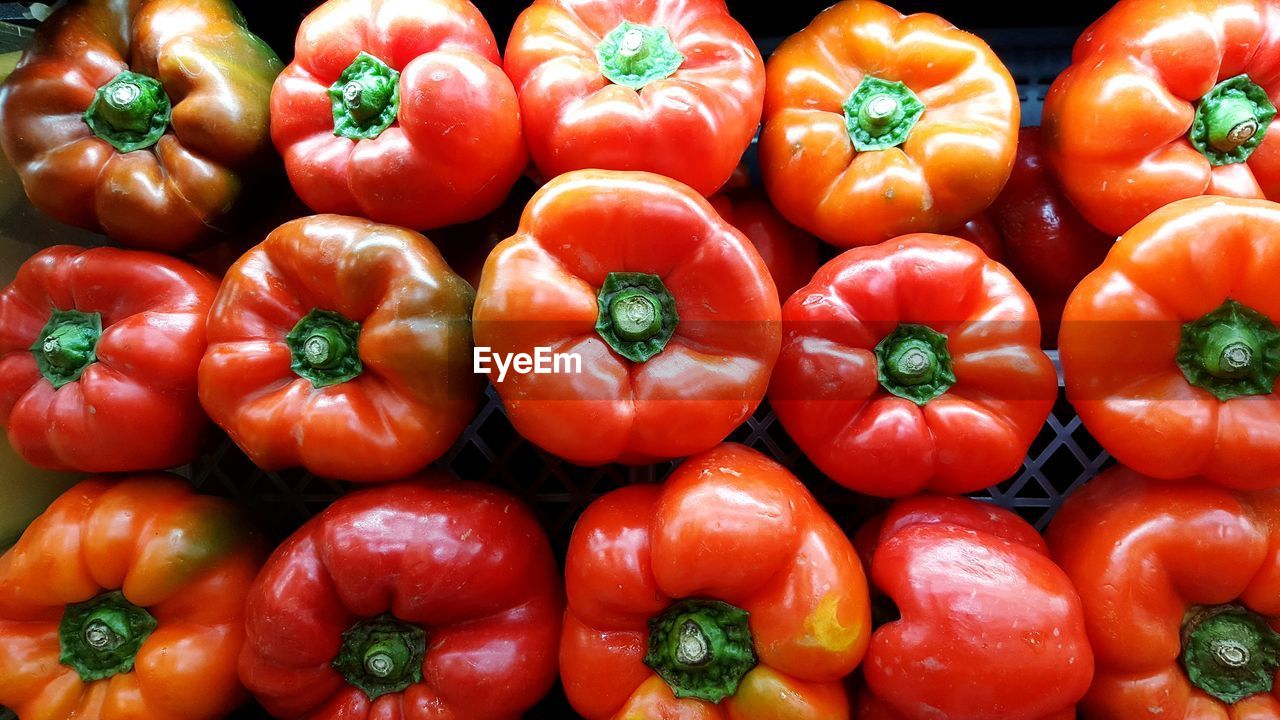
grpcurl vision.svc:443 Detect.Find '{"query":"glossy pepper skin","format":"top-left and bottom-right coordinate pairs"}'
top-left (947, 214), bottom-right (1005, 264)
top-left (0, 245), bottom-right (218, 472)
top-left (1060, 196), bottom-right (1280, 488)
top-left (1048, 467), bottom-right (1280, 718)
top-left (199, 214), bottom-right (480, 483)
top-left (270, 0), bottom-right (526, 230)
top-left (504, 0), bottom-right (764, 197)
top-left (709, 187), bottom-right (820, 302)
top-left (1042, 0), bottom-right (1280, 236)
top-left (0, 0), bottom-right (281, 252)
top-left (989, 127), bottom-right (1113, 347)
top-left (0, 475), bottom-right (263, 720)
top-left (760, 0), bottom-right (1019, 248)
top-left (561, 443), bottom-right (870, 719)
top-left (239, 476), bottom-right (562, 720)
top-left (473, 169), bottom-right (780, 466)
top-left (770, 234), bottom-right (1056, 497)
top-left (854, 495), bottom-right (1094, 720)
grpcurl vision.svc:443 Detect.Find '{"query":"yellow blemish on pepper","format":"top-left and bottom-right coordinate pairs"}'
top-left (803, 592), bottom-right (861, 652)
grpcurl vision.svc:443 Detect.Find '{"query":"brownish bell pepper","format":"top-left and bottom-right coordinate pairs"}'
top-left (0, 0), bottom-right (282, 252)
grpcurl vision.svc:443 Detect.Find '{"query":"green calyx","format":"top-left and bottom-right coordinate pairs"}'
top-left (1182, 604), bottom-right (1280, 704)
top-left (595, 21), bottom-right (684, 90)
top-left (32, 309), bottom-right (101, 389)
top-left (595, 272), bottom-right (678, 363)
top-left (875, 324), bottom-right (955, 405)
top-left (644, 599), bottom-right (757, 704)
top-left (83, 71), bottom-right (172, 153)
top-left (1190, 75), bottom-right (1276, 166)
top-left (59, 591), bottom-right (158, 682)
top-left (286, 309), bottom-right (363, 388)
top-left (843, 76), bottom-right (925, 152)
top-left (331, 52), bottom-right (401, 140)
top-left (1177, 299), bottom-right (1280, 401)
top-left (332, 615), bottom-right (427, 700)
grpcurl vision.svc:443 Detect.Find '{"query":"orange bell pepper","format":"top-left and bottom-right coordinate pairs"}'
top-left (1060, 196), bottom-right (1280, 488)
top-left (0, 476), bottom-right (262, 720)
top-left (198, 214), bottom-right (481, 483)
top-left (760, 0), bottom-right (1019, 247)
top-left (1042, 0), bottom-right (1280, 236)
top-left (1048, 466), bottom-right (1280, 717)
top-left (472, 170), bottom-right (780, 466)
top-left (560, 443), bottom-right (870, 719)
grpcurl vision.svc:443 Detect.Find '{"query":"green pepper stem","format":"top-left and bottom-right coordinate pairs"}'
top-left (1200, 325), bottom-right (1257, 380)
top-left (1190, 75), bottom-right (1277, 166)
top-left (31, 309), bottom-right (101, 389)
top-left (1177, 299), bottom-right (1280, 401)
top-left (300, 327), bottom-right (351, 369)
top-left (333, 615), bottom-right (426, 700)
top-left (83, 72), bottom-right (172, 153)
top-left (675, 619), bottom-right (712, 665)
top-left (595, 272), bottom-right (679, 363)
top-left (886, 345), bottom-right (935, 386)
top-left (609, 292), bottom-right (662, 342)
top-left (615, 28), bottom-right (649, 71)
top-left (875, 324), bottom-right (955, 405)
top-left (342, 74), bottom-right (395, 124)
top-left (1182, 604), bottom-right (1280, 704)
top-left (286, 309), bottom-right (363, 388)
top-left (1208, 95), bottom-right (1262, 152)
top-left (645, 599), bottom-right (757, 704)
top-left (595, 21), bottom-right (684, 90)
top-left (58, 592), bottom-right (157, 682)
top-left (844, 76), bottom-right (925, 152)
top-left (330, 52), bottom-right (401, 140)
top-left (362, 636), bottom-right (411, 679)
top-left (82, 607), bottom-right (132, 652)
top-left (859, 94), bottom-right (903, 133)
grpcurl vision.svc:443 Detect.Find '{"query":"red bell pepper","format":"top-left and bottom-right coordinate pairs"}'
top-left (988, 127), bottom-right (1112, 346)
top-left (199, 214), bottom-right (481, 483)
top-left (855, 495), bottom-right (1093, 720)
top-left (239, 476), bottom-right (562, 719)
top-left (0, 246), bottom-right (217, 472)
top-left (1048, 466), bottom-right (1280, 717)
top-left (504, 0), bottom-right (765, 196)
top-left (561, 443), bottom-right (870, 719)
top-left (0, 475), bottom-right (263, 720)
top-left (770, 234), bottom-right (1056, 496)
top-left (946, 214), bottom-right (1005, 263)
top-left (1042, 0), bottom-right (1280, 236)
top-left (472, 169), bottom-right (780, 466)
top-left (0, 0), bottom-right (281, 252)
top-left (760, 0), bottom-right (1019, 247)
top-left (1060, 196), bottom-right (1280, 488)
top-left (709, 187), bottom-right (821, 302)
top-left (270, 0), bottom-right (526, 230)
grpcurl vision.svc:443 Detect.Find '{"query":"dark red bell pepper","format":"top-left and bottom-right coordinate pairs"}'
top-left (239, 476), bottom-right (563, 719)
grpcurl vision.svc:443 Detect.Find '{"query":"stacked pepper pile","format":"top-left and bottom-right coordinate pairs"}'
top-left (1, 0), bottom-right (1279, 718)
